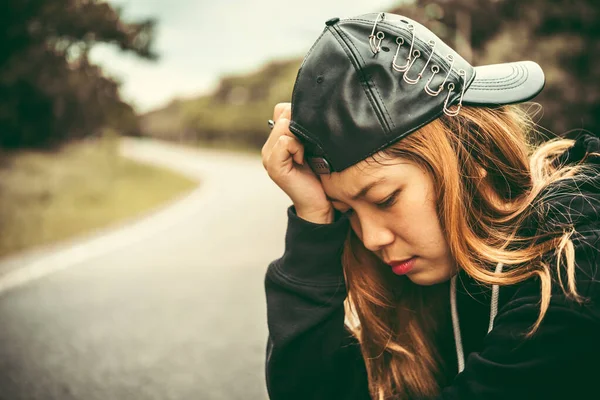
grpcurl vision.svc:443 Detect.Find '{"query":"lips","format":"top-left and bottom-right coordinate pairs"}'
top-left (387, 257), bottom-right (413, 266)
top-left (388, 257), bottom-right (417, 276)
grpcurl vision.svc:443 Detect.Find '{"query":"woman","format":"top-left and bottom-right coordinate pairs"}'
top-left (261, 12), bottom-right (600, 400)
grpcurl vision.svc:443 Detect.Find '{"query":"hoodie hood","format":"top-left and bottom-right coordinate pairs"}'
top-left (535, 130), bottom-right (600, 233)
top-left (451, 131), bottom-right (600, 375)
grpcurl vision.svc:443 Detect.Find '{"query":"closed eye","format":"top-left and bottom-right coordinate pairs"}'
top-left (375, 190), bottom-right (400, 209)
top-left (336, 190), bottom-right (400, 215)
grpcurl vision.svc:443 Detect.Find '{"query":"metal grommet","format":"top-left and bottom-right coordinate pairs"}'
top-left (316, 75), bottom-right (324, 84)
top-left (308, 157), bottom-right (331, 175)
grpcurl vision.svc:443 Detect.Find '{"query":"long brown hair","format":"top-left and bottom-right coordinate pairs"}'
top-left (341, 105), bottom-right (599, 399)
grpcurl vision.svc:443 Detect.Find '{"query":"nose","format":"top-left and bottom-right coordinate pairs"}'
top-left (352, 213), bottom-right (395, 252)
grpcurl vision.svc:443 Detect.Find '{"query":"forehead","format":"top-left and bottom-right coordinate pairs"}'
top-left (320, 162), bottom-right (379, 187)
top-left (319, 154), bottom-right (402, 191)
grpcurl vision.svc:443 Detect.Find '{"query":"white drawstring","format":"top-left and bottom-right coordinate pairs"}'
top-left (450, 274), bottom-right (465, 373)
top-left (450, 262), bottom-right (504, 373)
top-left (488, 262), bottom-right (504, 334)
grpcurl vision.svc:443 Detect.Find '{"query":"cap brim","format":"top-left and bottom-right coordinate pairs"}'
top-left (462, 61), bottom-right (545, 106)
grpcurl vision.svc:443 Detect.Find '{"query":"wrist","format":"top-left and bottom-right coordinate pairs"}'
top-left (295, 206), bottom-right (335, 224)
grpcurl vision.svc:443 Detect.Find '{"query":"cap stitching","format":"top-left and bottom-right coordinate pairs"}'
top-left (289, 121), bottom-right (332, 160)
top-left (469, 65), bottom-right (529, 91)
top-left (338, 17), bottom-right (478, 103)
top-left (328, 25), bottom-right (390, 134)
top-left (299, 28), bottom-right (329, 70)
top-left (341, 18), bottom-right (467, 83)
top-left (291, 28), bottom-right (329, 112)
top-left (472, 70), bottom-right (528, 90)
top-left (336, 25), bottom-right (396, 130)
top-left (289, 121), bottom-right (326, 149)
top-left (339, 107), bottom-right (448, 171)
top-left (470, 65), bottom-right (520, 85)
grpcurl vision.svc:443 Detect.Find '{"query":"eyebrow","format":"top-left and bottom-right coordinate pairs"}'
top-left (325, 177), bottom-right (387, 203)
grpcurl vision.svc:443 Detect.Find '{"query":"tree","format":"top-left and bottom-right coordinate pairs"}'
top-left (390, 0), bottom-right (600, 139)
top-left (0, 0), bottom-right (157, 148)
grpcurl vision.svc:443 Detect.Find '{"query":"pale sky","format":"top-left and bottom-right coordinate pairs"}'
top-left (89, 0), bottom-right (401, 113)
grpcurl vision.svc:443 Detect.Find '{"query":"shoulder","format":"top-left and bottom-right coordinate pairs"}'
top-left (441, 229), bottom-right (600, 400)
top-left (568, 228), bottom-right (600, 299)
top-left (528, 131), bottom-right (600, 234)
top-left (513, 162), bottom-right (600, 303)
top-left (499, 228), bottom-right (600, 323)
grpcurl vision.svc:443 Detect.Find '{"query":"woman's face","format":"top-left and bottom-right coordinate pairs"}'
top-left (319, 156), bottom-right (456, 286)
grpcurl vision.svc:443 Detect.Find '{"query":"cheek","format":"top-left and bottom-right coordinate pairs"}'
top-left (349, 205), bottom-right (446, 252)
top-left (390, 198), bottom-right (448, 252)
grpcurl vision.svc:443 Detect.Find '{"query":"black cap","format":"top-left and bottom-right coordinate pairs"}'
top-left (289, 12), bottom-right (546, 174)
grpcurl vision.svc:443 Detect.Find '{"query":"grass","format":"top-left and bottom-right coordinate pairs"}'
top-left (194, 139), bottom-right (261, 156)
top-left (0, 134), bottom-right (198, 258)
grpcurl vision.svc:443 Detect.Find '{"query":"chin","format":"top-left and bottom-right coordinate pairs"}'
top-left (406, 269), bottom-right (453, 286)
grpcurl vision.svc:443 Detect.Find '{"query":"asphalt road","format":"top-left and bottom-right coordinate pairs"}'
top-left (0, 138), bottom-right (291, 400)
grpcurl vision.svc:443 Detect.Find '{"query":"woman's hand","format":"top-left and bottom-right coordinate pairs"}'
top-left (262, 103), bottom-right (334, 224)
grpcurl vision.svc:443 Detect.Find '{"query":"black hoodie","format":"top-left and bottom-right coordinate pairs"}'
top-left (263, 131), bottom-right (600, 400)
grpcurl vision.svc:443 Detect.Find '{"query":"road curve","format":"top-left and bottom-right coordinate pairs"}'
top-left (0, 138), bottom-right (291, 400)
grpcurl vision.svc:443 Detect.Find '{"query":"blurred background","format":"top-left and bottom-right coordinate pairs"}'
top-left (0, 0), bottom-right (597, 399)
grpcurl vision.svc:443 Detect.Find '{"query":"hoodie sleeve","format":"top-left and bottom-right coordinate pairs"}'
top-left (435, 230), bottom-right (600, 400)
top-left (264, 205), bottom-right (371, 400)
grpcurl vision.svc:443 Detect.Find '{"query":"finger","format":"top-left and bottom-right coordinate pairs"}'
top-left (281, 135), bottom-right (304, 166)
top-left (263, 117), bottom-right (293, 158)
top-left (263, 117), bottom-right (287, 159)
top-left (273, 102), bottom-right (291, 121)
top-left (269, 135), bottom-right (303, 173)
top-left (290, 136), bottom-right (304, 165)
top-left (278, 103), bottom-right (291, 121)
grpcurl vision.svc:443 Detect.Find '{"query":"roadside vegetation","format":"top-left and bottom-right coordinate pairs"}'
top-left (0, 133), bottom-right (197, 258)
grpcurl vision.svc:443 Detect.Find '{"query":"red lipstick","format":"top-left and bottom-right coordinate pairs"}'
top-left (388, 257), bottom-right (416, 275)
